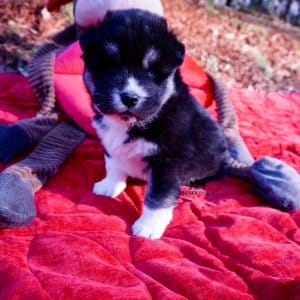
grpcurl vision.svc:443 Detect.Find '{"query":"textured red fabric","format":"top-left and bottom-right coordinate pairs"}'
top-left (0, 73), bottom-right (300, 299)
top-left (54, 41), bottom-right (213, 136)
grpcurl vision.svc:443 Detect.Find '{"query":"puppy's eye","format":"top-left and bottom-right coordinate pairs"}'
top-left (146, 70), bottom-right (156, 79)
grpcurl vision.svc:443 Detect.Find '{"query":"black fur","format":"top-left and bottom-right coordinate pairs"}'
top-left (81, 9), bottom-right (229, 209)
top-left (80, 9), bottom-right (184, 121)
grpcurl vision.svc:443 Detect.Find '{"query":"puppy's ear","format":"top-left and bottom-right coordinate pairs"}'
top-left (174, 40), bottom-right (185, 67)
top-left (79, 27), bottom-right (97, 53)
top-left (103, 10), bottom-right (114, 21)
top-left (160, 18), bottom-right (168, 31)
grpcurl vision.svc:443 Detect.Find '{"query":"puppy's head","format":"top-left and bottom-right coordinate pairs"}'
top-left (80, 9), bottom-right (185, 123)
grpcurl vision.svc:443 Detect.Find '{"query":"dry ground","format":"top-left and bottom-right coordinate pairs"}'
top-left (0, 0), bottom-right (299, 92)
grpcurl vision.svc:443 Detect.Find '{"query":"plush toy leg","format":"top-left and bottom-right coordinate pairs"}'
top-left (228, 136), bottom-right (255, 166)
top-left (0, 26), bottom-right (74, 164)
top-left (1, 24), bottom-right (80, 165)
top-left (0, 117), bottom-right (57, 163)
top-left (209, 73), bottom-right (300, 210)
top-left (0, 120), bottom-right (86, 228)
top-left (0, 25), bottom-right (80, 227)
top-left (208, 73), bottom-right (255, 166)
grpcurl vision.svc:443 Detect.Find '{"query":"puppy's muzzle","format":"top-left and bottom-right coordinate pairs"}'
top-left (121, 92), bottom-right (139, 108)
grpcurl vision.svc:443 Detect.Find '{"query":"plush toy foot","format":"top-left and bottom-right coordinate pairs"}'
top-left (0, 124), bottom-right (31, 163)
top-left (251, 156), bottom-right (300, 210)
top-left (0, 173), bottom-right (36, 228)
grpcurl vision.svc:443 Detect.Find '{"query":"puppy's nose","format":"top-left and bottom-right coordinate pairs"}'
top-left (121, 92), bottom-right (139, 108)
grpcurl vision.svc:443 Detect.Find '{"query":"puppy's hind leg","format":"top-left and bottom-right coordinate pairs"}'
top-left (93, 155), bottom-right (127, 198)
top-left (132, 162), bottom-right (180, 239)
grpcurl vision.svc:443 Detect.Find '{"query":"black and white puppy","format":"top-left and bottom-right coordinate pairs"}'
top-left (80, 9), bottom-right (229, 239)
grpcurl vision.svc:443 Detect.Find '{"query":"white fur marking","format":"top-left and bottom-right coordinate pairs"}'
top-left (111, 88), bottom-right (125, 111)
top-left (123, 77), bottom-right (149, 99)
top-left (93, 156), bottom-right (127, 197)
top-left (132, 206), bottom-right (174, 239)
top-left (93, 178), bottom-right (126, 197)
top-left (143, 47), bottom-right (160, 69)
top-left (92, 115), bottom-right (158, 180)
top-left (161, 71), bottom-right (176, 105)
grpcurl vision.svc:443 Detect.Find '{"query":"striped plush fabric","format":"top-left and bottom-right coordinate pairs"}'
top-left (2, 24), bottom-right (85, 193)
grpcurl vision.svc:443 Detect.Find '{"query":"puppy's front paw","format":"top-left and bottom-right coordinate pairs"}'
top-left (93, 178), bottom-right (126, 197)
top-left (132, 206), bottom-right (173, 239)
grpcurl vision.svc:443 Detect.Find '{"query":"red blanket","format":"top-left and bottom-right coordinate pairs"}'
top-left (0, 74), bottom-right (300, 299)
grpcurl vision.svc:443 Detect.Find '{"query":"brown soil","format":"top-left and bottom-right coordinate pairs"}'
top-left (0, 0), bottom-right (299, 92)
top-left (0, 0), bottom-right (70, 72)
top-left (164, 0), bottom-right (300, 92)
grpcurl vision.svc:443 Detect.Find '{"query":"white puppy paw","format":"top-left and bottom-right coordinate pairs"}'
top-left (93, 177), bottom-right (126, 197)
top-left (132, 206), bottom-right (173, 239)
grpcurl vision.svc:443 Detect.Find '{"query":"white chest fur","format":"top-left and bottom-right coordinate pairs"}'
top-left (92, 116), bottom-right (158, 180)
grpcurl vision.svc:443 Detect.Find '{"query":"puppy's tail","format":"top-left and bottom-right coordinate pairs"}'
top-left (208, 72), bottom-right (254, 180)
